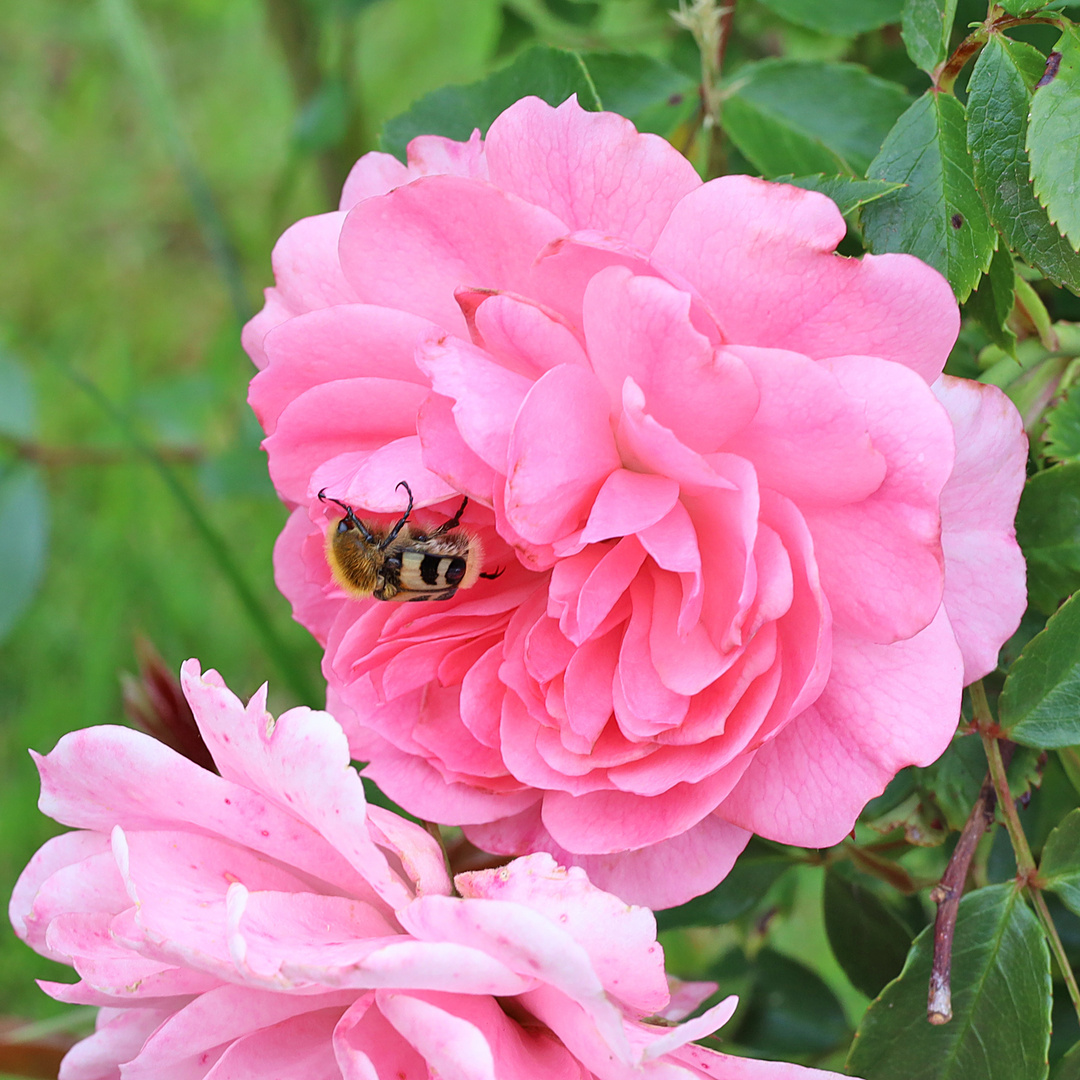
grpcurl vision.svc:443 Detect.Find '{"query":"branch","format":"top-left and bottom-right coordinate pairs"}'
top-left (927, 772), bottom-right (997, 1024)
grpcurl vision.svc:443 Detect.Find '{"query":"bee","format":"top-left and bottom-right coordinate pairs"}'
top-left (318, 481), bottom-right (501, 602)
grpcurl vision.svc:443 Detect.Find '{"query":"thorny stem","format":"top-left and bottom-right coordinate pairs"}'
top-left (927, 773), bottom-right (997, 1024)
top-left (972, 680), bottom-right (1080, 1027)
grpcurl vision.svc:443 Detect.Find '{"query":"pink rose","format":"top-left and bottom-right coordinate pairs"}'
top-left (245, 96), bottom-right (1027, 908)
top-left (10, 661), bottom-right (851, 1080)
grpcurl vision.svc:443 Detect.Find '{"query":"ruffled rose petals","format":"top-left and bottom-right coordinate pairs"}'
top-left (10, 664), bottom-right (854, 1080)
top-left (245, 94), bottom-right (1028, 908)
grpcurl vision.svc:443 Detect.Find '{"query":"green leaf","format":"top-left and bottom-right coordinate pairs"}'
top-left (772, 173), bottom-right (906, 215)
top-left (863, 90), bottom-right (997, 301)
top-left (0, 463), bottom-right (48, 643)
top-left (380, 44), bottom-right (601, 160)
top-left (722, 60), bottom-right (910, 177)
top-left (998, 0), bottom-right (1056, 15)
top-left (965, 244), bottom-right (1018, 356)
top-left (578, 51), bottom-right (696, 137)
top-left (968, 34), bottom-right (1080, 294)
top-left (1028, 26), bottom-right (1080, 252)
top-left (718, 947), bottom-right (850, 1055)
top-left (1040, 808), bottom-right (1080, 915)
top-left (823, 870), bottom-right (914, 998)
top-left (847, 884), bottom-right (1051, 1080)
top-left (901, 0), bottom-right (958, 74)
top-left (755, 0), bottom-right (905, 35)
top-left (1000, 591), bottom-right (1080, 749)
top-left (0, 349), bottom-right (37, 441)
top-left (1053, 1039), bottom-right (1080, 1080)
top-left (1015, 462), bottom-right (1080, 614)
top-left (1045, 390), bottom-right (1080, 462)
top-left (543, 0), bottom-right (598, 26)
top-left (655, 839), bottom-right (792, 928)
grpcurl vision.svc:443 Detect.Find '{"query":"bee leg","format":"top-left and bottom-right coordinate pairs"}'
top-left (479, 567), bottom-right (505, 580)
top-left (427, 495), bottom-right (469, 538)
top-left (382, 481), bottom-right (415, 549)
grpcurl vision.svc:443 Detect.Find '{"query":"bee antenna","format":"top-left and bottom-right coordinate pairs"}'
top-left (319, 489), bottom-right (375, 542)
top-left (382, 481), bottom-right (414, 548)
top-left (318, 488), bottom-right (353, 516)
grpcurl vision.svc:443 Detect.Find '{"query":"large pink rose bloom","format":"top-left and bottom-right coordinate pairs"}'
top-left (10, 662), bottom-right (852, 1080)
top-left (245, 97), bottom-right (1027, 908)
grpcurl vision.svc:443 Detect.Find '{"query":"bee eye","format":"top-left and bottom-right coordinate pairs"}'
top-left (337, 520), bottom-right (351, 534)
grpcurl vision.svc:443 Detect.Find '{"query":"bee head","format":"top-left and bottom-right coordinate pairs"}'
top-left (318, 488), bottom-right (376, 544)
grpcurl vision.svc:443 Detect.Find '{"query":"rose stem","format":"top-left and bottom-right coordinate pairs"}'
top-left (972, 680), bottom-right (1080, 1024)
top-left (927, 772), bottom-right (997, 1024)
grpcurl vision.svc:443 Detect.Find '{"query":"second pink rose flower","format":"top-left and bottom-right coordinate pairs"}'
top-left (245, 96), bottom-right (1028, 908)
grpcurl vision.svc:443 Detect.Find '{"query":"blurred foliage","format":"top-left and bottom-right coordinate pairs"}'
top-left (4, 1), bottom-right (1080, 1076)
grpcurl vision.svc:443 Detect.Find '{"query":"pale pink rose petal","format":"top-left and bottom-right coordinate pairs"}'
top-left (251, 304), bottom-right (434, 434)
top-left (10, 832), bottom-right (112, 957)
top-left (379, 992), bottom-right (498, 1080)
top-left (118, 984), bottom-right (356, 1080)
top-left (332, 994), bottom-right (426, 1080)
top-left (34, 728), bottom-right (374, 900)
top-left (719, 606), bottom-right (963, 844)
top-left (181, 661), bottom-right (446, 907)
top-left (338, 176), bottom-right (568, 336)
top-left (652, 175), bottom-right (960, 382)
top-left (933, 376), bottom-right (1028, 682)
top-left (380, 989), bottom-right (585, 1080)
top-left (204, 1007), bottom-right (345, 1079)
top-left (485, 96), bottom-right (700, 251)
top-left (661, 977), bottom-right (719, 1022)
top-left (242, 211), bottom-right (359, 368)
top-left (672, 1041), bottom-right (852, 1078)
top-left (639, 995), bottom-right (739, 1060)
top-left (398, 895), bottom-right (628, 1051)
top-left (226, 886), bottom-right (396, 982)
top-left (18, 666), bottom-right (825, 1080)
top-left (455, 853), bottom-right (669, 1014)
top-left (57, 1007), bottom-right (174, 1080)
